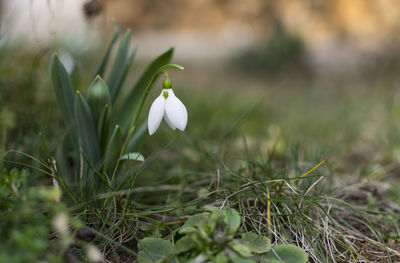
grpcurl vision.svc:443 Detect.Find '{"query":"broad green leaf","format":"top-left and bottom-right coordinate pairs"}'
top-left (74, 91), bottom-right (101, 164)
top-left (92, 20), bottom-right (120, 79)
top-left (107, 29), bottom-right (134, 102)
top-left (87, 76), bottom-right (111, 124)
top-left (115, 48), bottom-right (174, 134)
top-left (214, 252), bottom-right (229, 263)
top-left (172, 235), bottom-right (194, 254)
top-left (223, 208), bottom-right (241, 235)
top-left (230, 242), bottom-right (252, 258)
top-left (228, 253), bottom-right (256, 263)
top-left (204, 205), bottom-right (220, 213)
top-left (182, 214), bottom-right (208, 228)
top-left (260, 244), bottom-right (308, 263)
top-left (178, 226), bottom-right (197, 235)
top-left (104, 125), bottom-right (122, 170)
top-left (179, 213), bottom-right (208, 234)
top-left (241, 232), bottom-right (271, 254)
top-left (51, 54), bottom-right (75, 131)
top-left (137, 238), bottom-right (174, 263)
top-left (120, 152), bottom-right (144, 162)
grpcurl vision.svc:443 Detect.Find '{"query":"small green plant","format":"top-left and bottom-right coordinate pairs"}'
top-left (51, 21), bottom-right (184, 204)
top-left (137, 207), bottom-right (308, 263)
top-left (0, 167), bottom-right (89, 262)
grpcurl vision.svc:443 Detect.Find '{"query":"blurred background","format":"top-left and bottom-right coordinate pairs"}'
top-left (3, 0), bottom-right (400, 73)
top-left (2, 0), bottom-right (400, 159)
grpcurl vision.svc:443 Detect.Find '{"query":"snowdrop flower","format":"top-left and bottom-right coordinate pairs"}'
top-left (148, 77), bottom-right (188, 135)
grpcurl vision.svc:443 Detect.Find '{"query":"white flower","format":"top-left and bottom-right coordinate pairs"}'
top-left (148, 89), bottom-right (188, 135)
top-left (52, 212), bottom-right (69, 234)
top-left (86, 244), bottom-right (103, 262)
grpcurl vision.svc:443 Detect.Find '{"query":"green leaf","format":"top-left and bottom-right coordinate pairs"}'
top-left (74, 91), bottom-right (101, 164)
top-left (126, 120), bottom-right (148, 152)
top-left (104, 125), bottom-right (122, 170)
top-left (97, 104), bottom-right (110, 148)
top-left (92, 20), bottom-right (120, 79)
top-left (138, 238), bottom-right (173, 263)
top-left (260, 244), bottom-right (308, 263)
top-left (241, 232), bottom-right (271, 254)
top-left (223, 208), bottom-right (241, 235)
top-left (179, 214), bottom-right (208, 234)
top-left (120, 152), bottom-right (144, 162)
top-left (204, 206), bottom-right (220, 213)
top-left (228, 253), bottom-right (256, 263)
top-left (172, 235), bottom-right (194, 254)
top-left (214, 252), bottom-right (229, 263)
top-left (87, 76), bottom-right (111, 124)
top-left (230, 242), bottom-right (252, 258)
top-left (51, 54), bottom-right (75, 131)
top-left (107, 29), bottom-right (135, 102)
top-left (115, 48), bottom-right (174, 134)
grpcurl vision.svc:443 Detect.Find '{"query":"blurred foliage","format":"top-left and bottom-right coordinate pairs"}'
top-left (0, 167), bottom-right (84, 262)
top-left (138, 207), bottom-right (307, 263)
top-left (235, 22), bottom-right (304, 73)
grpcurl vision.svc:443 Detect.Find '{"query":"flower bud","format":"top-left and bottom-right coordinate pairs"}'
top-left (87, 76), bottom-right (111, 122)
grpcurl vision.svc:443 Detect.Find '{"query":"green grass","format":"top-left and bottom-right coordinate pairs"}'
top-left (1, 51), bottom-right (400, 262)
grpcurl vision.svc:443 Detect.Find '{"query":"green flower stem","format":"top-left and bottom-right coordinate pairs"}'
top-left (110, 64), bottom-right (183, 184)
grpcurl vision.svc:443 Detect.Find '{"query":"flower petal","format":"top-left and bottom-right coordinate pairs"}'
top-left (148, 96), bottom-right (166, 135)
top-left (165, 90), bottom-right (188, 131)
top-left (164, 112), bottom-right (177, 130)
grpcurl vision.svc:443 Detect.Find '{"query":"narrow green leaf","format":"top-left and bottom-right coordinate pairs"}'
top-left (87, 76), bottom-right (111, 124)
top-left (51, 54), bottom-right (75, 130)
top-left (107, 29), bottom-right (133, 102)
top-left (97, 104), bottom-right (110, 149)
top-left (120, 152), bottom-right (144, 162)
top-left (74, 91), bottom-right (101, 164)
top-left (115, 48), bottom-right (174, 134)
top-left (126, 120), bottom-right (147, 152)
top-left (92, 20), bottom-right (120, 79)
top-left (104, 125), bottom-right (122, 170)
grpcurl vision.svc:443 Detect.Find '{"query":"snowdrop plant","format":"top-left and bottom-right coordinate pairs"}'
top-left (148, 74), bottom-right (188, 135)
top-left (51, 21), bottom-right (184, 201)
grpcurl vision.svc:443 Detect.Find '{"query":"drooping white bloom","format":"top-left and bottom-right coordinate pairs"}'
top-left (148, 89), bottom-right (188, 135)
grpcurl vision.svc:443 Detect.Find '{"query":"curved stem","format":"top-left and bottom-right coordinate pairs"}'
top-left (110, 63), bottom-right (183, 184)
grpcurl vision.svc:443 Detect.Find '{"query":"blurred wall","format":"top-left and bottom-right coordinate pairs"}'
top-left (0, 0), bottom-right (102, 52)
